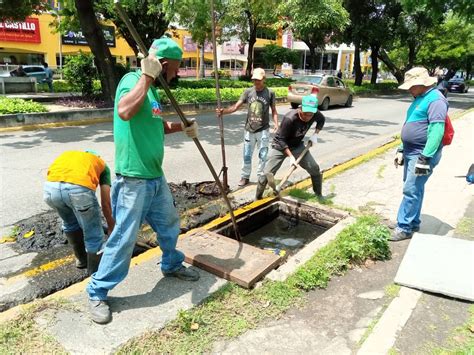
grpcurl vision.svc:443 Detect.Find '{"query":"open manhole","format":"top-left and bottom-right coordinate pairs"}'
top-left (178, 197), bottom-right (347, 288)
top-left (213, 197), bottom-right (346, 256)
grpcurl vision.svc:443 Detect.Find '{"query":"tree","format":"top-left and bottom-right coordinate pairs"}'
top-left (222, 0), bottom-right (279, 77)
top-left (261, 44), bottom-right (299, 74)
top-left (417, 15), bottom-right (474, 78)
top-left (280, 0), bottom-right (349, 73)
top-left (96, 0), bottom-right (170, 56)
top-left (166, 0), bottom-right (219, 78)
top-left (0, 0), bottom-right (47, 20)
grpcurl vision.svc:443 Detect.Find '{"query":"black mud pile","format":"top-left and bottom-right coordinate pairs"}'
top-left (12, 181), bottom-right (220, 253)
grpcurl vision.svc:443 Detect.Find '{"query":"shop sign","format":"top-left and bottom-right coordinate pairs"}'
top-left (0, 18), bottom-right (41, 43)
top-left (62, 26), bottom-right (116, 47)
top-left (183, 35), bottom-right (212, 53)
top-left (222, 39), bottom-right (246, 55)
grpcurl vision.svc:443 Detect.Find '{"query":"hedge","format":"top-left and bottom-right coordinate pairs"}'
top-left (0, 97), bottom-right (48, 114)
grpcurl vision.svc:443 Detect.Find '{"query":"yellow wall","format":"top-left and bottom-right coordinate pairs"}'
top-left (0, 14), bottom-right (135, 66)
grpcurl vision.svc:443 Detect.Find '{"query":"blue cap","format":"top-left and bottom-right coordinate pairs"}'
top-left (301, 95), bottom-right (318, 113)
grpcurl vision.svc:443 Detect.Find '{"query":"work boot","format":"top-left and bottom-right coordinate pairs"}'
top-left (65, 231), bottom-right (87, 269)
top-left (87, 252), bottom-right (102, 276)
top-left (89, 299), bottom-right (111, 324)
top-left (311, 173), bottom-right (323, 196)
top-left (255, 179), bottom-right (267, 200)
top-left (162, 266), bottom-right (200, 281)
top-left (389, 228), bottom-right (413, 242)
top-left (238, 178), bottom-right (249, 187)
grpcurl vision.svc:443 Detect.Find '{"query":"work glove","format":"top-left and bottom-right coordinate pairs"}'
top-left (394, 150), bottom-right (404, 168)
top-left (181, 119), bottom-right (198, 139)
top-left (414, 155), bottom-right (431, 176)
top-left (141, 54), bottom-right (162, 80)
top-left (309, 133), bottom-right (318, 146)
top-left (289, 155), bottom-right (299, 169)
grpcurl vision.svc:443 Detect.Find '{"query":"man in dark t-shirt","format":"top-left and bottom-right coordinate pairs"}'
top-left (217, 68), bottom-right (279, 187)
top-left (256, 95), bottom-right (325, 200)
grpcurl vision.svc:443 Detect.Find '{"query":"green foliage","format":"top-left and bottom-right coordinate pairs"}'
top-left (416, 15), bottom-right (474, 72)
top-left (210, 69), bottom-right (231, 80)
top-left (0, 0), bottom-right (48, 21)
top-left (262, 44), bottom-right (300, 69)
top-left (36, 80), bottom-right (74, 93)
top-left (157, 87), bottom-right (288, 104)
top-left (346, 81), bottom-right (400, 94)
top-left (62, 52), bottom-right (98, 97)
top-left (280, 0), bottom-right (349, 53)
top-left (0, 97), bottom-right (48, 115)
top-left (288, 215), bottom-right (391, 290)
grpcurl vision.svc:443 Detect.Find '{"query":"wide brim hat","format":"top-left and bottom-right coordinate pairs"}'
top-left (398, 67), bottom-right (437, 90)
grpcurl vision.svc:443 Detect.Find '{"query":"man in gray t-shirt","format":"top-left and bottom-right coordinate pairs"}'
top-left (217, 68), bottom-right (278, 187)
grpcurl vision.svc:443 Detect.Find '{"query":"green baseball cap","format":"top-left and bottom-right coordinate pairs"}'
top-left (301, 95), bottom-right (318, 113)
top-left (149, 37), bottom-right (183, 61)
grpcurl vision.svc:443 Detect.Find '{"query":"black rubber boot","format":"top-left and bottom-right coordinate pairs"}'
top-left (311, 173), bottom-right (323, 197)
top-left (255, 177), bottom-right (267, 200)
top-left (87, 252), bottom-right (102, 276)
top-left (65, 231), bottom-right (87, 269)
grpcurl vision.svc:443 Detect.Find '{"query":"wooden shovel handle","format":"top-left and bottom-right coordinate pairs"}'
top-left (278, 141), bottom-right (313, 190)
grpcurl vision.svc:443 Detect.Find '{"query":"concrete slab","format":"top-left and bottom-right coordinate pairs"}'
top-left (0, 252), bottom-right (37, 276)
top-left (395, 234), bottom-right (474, 301)
top-left (178, 229), bottom-right (281, 288)
top-left (37, 257), bottom-right (227, 354)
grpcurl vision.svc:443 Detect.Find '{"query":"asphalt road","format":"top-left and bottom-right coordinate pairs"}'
top-left (1, 91), bottom-right (472, 230)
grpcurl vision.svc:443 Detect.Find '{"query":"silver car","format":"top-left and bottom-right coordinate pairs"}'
top-left (287, 74), bottom-right (353, 110)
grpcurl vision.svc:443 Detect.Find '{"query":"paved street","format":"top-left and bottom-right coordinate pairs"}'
top-left (1, 91), bottom-right (472, 230)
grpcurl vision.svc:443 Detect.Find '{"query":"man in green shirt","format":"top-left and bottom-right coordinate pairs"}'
top-left (86, 37), bottom-right (199, 324)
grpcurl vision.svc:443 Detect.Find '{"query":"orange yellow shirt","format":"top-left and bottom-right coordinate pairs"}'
top-left (47, 151), bottom-right (111, 190)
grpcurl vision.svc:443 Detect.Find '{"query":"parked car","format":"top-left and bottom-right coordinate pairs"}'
top-left (447, 77), bottom-right (469, 93)
top-left (287, 75), bottom-right (353, 110)
top-left (0, 65), bottom-right (47, 82)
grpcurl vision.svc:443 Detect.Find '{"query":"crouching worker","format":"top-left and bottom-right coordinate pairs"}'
top-left (43, 150), bottom-right (114, 275)
top-left (256, 95), bottom-right (325, 200)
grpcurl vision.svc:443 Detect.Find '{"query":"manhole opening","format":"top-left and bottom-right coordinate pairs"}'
top-left (212, 197), bottom-right (346, 256)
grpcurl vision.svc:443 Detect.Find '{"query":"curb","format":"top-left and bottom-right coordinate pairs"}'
top-left (0, 97), bottom-right (288, 132)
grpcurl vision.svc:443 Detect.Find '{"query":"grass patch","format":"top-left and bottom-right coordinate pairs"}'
top-left (384, 283), bottom-right (401, 298)
top-left (0, 298), bottom-right (74, 354)
top-left (0, 97), bottom-right (48, 115)
top-left (424, 305), bottom-right (474, 354)
top-left (455, 217), bottom-right (474, 237)
top-left (377, 164), bottom-right (387, 179)
top-left (119, 215), bottom-right (391, 353)
top-left (287, 188), bottom-right (334, 205)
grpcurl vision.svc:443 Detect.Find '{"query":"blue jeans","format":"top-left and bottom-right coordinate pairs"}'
top-left (86, 175), bottom-right (184, 301)
top-left (242, 129), bottom-right (270, 179)
top-left (396, 150), bottom-right (442, 233)
top-left (43, 182), bottom-right (104, 253)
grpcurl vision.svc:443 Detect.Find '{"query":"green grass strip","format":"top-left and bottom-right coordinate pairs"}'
top-left (118, 215), bottom-right (390, 354)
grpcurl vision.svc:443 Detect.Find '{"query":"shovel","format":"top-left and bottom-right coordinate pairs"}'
top-left (266, 141), bottom-right (313, 195)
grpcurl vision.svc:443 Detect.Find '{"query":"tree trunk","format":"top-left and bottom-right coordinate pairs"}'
top-left (378, 48), bottom-right (404, 84)
top-left (354, 41), bottom-right (363, 86)
top-left (407, 41), bottom-right (416, 70)
top-left (74, 0), bottom-right (116, 104)
top-left (309, 46), bottom-right (317, 73)
top-left (199, 45), bottom-right (205, 78)
top-left (370, 45), bottom-right (379, 85)
top-left (245, 10), bottom-right (257, 77)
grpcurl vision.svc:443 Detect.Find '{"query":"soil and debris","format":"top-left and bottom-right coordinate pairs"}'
top-left (10, 181), bottom-right (222, 253)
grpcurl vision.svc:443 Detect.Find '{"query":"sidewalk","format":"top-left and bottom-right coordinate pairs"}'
top-left (1, 112), bottom-right (472, 354)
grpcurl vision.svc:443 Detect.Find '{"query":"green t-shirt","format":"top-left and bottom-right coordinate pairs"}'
top-left (114, 72), bottom-right (165, 178)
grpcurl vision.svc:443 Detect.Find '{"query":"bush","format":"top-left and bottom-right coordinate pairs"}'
top-left (210, 69), bottom-right (231, 80)
top-left (157, 86), bottom-right (288, 105)
top-left (345, 80), bottom-right (400, 95)
top-left (0, 97), bottom-right (48, 114)
top-left (63, 51), bottom-right (98, 97)
top-left (37, 80), bottom-right (73, 93)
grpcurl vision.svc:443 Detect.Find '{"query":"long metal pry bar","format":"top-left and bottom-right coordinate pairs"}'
top-left (114, 0), bottom-right (241, 241)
